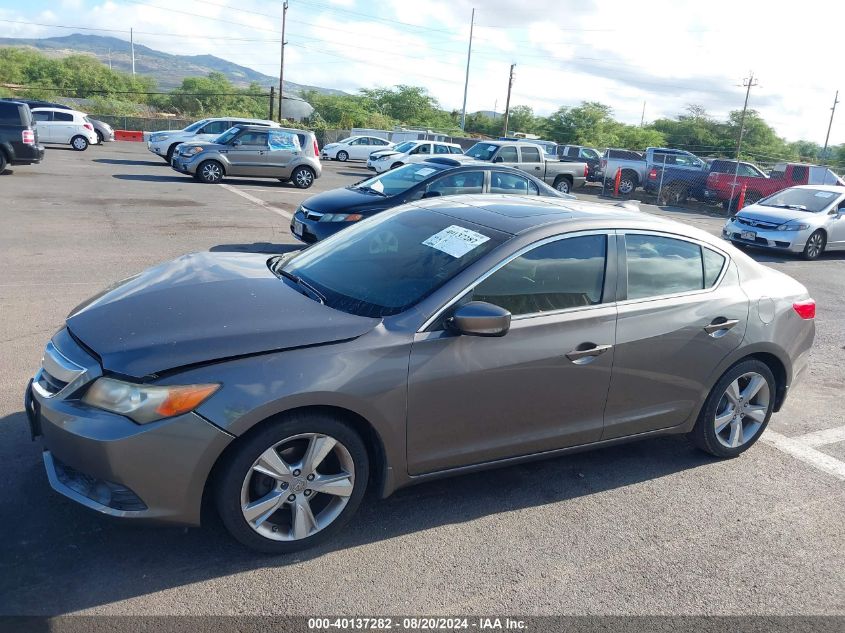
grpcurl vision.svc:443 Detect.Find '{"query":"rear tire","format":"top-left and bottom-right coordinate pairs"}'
top-left (291, 166), bottom-right (315, 189)
top-left (215, 412), bottom-right (369, 554)
top-left (70, 135), bottom-right (89, 151)
top-left (197, 160), bottom-right (224, 184)
top-left (0, 151), bottom-right (7, 174)
top-left (660, 183), bottom-right (688, 206)
top-left (618, 171), bottom-right (637, 195)
top-left (802, 230), bottom-right (826, 260)
top-left (336, 150), bottom-right (349, 162)
top-left (689, 359), bottom-right (775, 458)
top-left (553, 177), bottom-right (572, 194)
top-left (95, 130), bottom-right (104, 144)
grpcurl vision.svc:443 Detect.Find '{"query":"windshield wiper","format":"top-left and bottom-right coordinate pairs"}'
top-left (355, 185), bottom-right (388, 197)
top-left (278, 269), bottom-right (326, 304)
top-left (769, 204), bottom-right (809, 211)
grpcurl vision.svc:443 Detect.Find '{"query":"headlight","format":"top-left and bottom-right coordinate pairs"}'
top-left (776, 223), bottom-right (810, 231)
top-left (184, 146), bottom-right (204, 156)
top-left (153, 134), bottom-right (170, 142)
top-left (318, 213), bottom-right (364, 222)
top-left (82, 377), bottom-right (219, 424)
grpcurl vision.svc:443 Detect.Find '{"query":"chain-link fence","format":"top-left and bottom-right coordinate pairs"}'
top-left (90, 115), bottom-right (194, 132)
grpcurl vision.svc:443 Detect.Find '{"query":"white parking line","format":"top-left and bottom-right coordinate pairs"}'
top-left (763, 429), bottom-right (845, 482)
top-left (796, 425), bottom-right (845, 447)
top-left (217, 183), bottom-right (293, 220)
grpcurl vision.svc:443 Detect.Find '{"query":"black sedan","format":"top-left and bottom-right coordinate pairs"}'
top-left (290, 157), bottom-right (567, 243)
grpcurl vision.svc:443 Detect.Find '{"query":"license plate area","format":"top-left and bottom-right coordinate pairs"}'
top-left (740, 230), bottom-right (757, 241)
top-left (293, 219), bottom-right (304, 236)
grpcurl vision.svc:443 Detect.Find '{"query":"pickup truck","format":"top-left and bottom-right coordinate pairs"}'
top-left (644, 158), bottom-right (764, 205)
top-left (464, 140), bottom-right (587, 194)
top-left (0, 100), bottom-right (45, 173)
top-left (601, 147), bottom-right (706, 195)
top-left (559, 145), bottom-right (602, 182)
top-left (706, 162), bottom-right (845, 209)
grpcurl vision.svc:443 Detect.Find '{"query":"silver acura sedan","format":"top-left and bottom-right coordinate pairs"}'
top-left (26, 195), bottom-right (815, 553)
top-left (723, 184), bottom-right (845, 259)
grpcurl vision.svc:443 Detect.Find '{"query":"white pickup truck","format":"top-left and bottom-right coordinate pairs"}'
top-left (464, 140), bottom-right (587, 194)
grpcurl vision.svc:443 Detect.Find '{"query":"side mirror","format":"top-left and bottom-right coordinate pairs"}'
top-left (447, 301), bottom-right (511, 337)
top-left (493, 156), bottom-right (504, 163)
top-left (232, 139), bottom-right (242, 147)
top-left (422, 190), bottom-right (442, 199)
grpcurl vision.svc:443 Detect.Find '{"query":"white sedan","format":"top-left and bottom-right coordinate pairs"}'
top-left (366, 140), bottom-right (465, 173)
top-left (321, 135), bottom-right (393, 162)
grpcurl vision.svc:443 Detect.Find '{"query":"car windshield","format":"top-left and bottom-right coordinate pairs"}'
top-left (465, 143), bottom-right (500, 160)
top-left (351, 163), bottom-right (446, 196)
top-left (392, 141), bottom-right (417, 153)
top-left (282, 208), bottom-right (506, 317)
top-left (214, 127), bottom-right (241, 144)
top-left (758, 188), bottom-right (839, 212)
top-left (337, 136), bottom-right (355, 144)
top-left (183, 119), bottom-right (210, 133)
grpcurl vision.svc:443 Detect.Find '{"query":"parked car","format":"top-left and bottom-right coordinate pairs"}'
top-left (290, 157), bottom-right (568, 243)
top-left (500, 137), bottom-right (559, 159)
top-left (89, 118), bottom-right (115, 144)
top-left (707, 162), bottom-right (845, 210)
top-left (559, 145), bottom-right (602, 182)
top-left (321, 135), bottom-right (393, 162)
top-left (367, 140), bottom-right (464, 173)
top-left (722, 185), bottom-right (845, 259)
top-left (464, 140), bottom-right (587, 194)
top-left (171, 124), bottom-right (321, 188)
top-left (0, 100), bottom-right (45, 173)
top-left (148, 117), bottom-right (280, 163)
top-left (30, 107), bottom-right (98, 151)
top-left (26, 196), bottom-right (815, 553)
top-left (602, 147), bottom-right (707, 196)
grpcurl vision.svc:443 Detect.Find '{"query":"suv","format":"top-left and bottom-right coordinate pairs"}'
top-left (31, 107), bottom-right (98, 151)
top-left (171, 124), bottom-right (322, 188)
top-left (0, 100), bottom-right (45, 173)
top-left (148, 117), bottom-right (280, 163)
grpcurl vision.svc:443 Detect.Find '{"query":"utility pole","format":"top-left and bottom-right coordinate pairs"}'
top-left (640, 101), bottom-right (646, 127)
top-left (108, 48), bottom-right (112, 70)
top-left (278, 1), bottom-right (289, 122)
top-left (269, 86), bottom-right (276, 122)
top-left (821, 90), bottom-right (839, 164)
top-left (729, 71), bottom-right (757, 207)
top-left (502, 64), bottom-right (515, 137)
top-left (130, 28), bottom-right (135, 76)
top-left (459, 8), bottom-right (475, 131)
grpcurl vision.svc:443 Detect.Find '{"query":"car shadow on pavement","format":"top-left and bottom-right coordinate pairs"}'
top-left (740, 249), bottom-right (845, 264)
top-left (209, 243), bottom-right (302, 254)
top-left (0, 408), bottom-right (717, 615)
top-left (94, 159), bottom-right (166, 167)
top-left (112, 174), bottom-right (192, 183)
top-left (337, 171), bottom-right (369, 179)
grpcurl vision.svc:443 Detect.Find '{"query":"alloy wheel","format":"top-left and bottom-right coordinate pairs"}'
top-left (805, 232), bottom-right (824, 259)
top-left (555, 180), bottom-right (571, 194)
top-left (618, 178), bottom-right (634, 195)
top-left (240, 433), bottom-right (355, 542)
top-left (201, 162), bottom-right (222, 183)
top-left (713, 372), bottom-right (770, 449)
top-left (294, 168), bottom-right (314, 188)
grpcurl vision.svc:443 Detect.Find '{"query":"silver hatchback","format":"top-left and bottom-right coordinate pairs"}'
top-left (172, 124), bottom-right (322, 188)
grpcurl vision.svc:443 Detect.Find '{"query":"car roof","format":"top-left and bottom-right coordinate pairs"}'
top-left (231, 124), bottom-right (314, 135)
top-left (406, 195), bottom-right (723, 244)
top-left (789, 184), bottom-right (845, 192)
top-left (31, 107), bottom-right (84, 115)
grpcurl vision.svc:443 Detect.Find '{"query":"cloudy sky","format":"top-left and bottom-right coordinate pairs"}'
top-left (1, 0), bottom-right (843, 144)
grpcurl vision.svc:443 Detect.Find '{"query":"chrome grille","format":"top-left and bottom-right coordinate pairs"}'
top-left (737, 217), bottom-right (778, 230)
top-left (304, 209), bottom-right (324, 221)
top-left (32, 337), bottom-right (98, 399)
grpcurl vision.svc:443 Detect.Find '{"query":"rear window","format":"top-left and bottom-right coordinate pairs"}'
top-left (0, 102), bottom-right (25, 125)
top-left (53, 112), bottom-right (74, 122)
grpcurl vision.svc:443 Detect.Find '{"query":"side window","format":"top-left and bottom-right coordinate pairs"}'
top-left (837, 197), bottom-right (845, 211)
top-left (581, 148), bottom-right (599, 160)
top-left (625, 234), bottom-right (705, 300)
top-left (427, 171), bottom-right (484, 195)
top-left (737, 164), bottom-right (757, 177)
top-left (268, 130), bottom-right (300, 151)
top-left (498, 146), bottom-right (519, 162)
top-left (472, 235), bottom-right (607, 316)
top-left (520, 147), bottom-right (542, 163)
top-left (201, 120), bottom-right (230, 135)
top-left (33, 111), bottom-right (52, 122)
top-left (434, 144), bottom-right (450, 155)
top-left (372, 138), bottom-right (387, 145)
top-left (409, 144), bottom-right (430, 155)
top-left (238, 131), bottom-right (269, 146)
top-left (53, 112), bottom-right (74, 122)
top-left (490, 172), bottom-right (534, 194)
top-left (703, 248), bottom-right (726, 287)
top-left (792, 166), bottom-right (808, 182)
top-left (449, 146), bottom-right (464, 154)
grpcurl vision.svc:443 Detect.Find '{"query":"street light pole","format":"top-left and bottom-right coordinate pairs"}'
top-left (821, 90), bottom-right (839, 165)
top-left (459, 8), bottom-right (475, 131)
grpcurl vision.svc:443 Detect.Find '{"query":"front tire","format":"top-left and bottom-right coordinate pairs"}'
top-left (197, 160), bottom-right (224, 184)
top-left (291, 166), bottom-right (315, 189)
top-left (165, 144), bottom-right (179, 164)
top-left (689, 359), bottom-right (775, 458)
top-left (95, 130), bottom-right (104, 144)
top-left (390, 162), bottom-right (403, 170)
top-left (336, 150), bottom-right (349, 162)
top-left (215, 413), bottom-right (369, 554)
top-left (802, 230), bottom-right (826, 260)
top-left (71, 135), bottom-right (89, 151)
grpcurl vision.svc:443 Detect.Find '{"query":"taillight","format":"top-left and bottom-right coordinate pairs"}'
top-left (22, 130), bottom-right (35, 145)
top-left (648, 168), bottom-right (658, 180)
top-left (584, 164), bottom-right (588, 177)
top-left (601, 159), bottom-right (607, 169)
top-left (792, 299), bottom-right (815, 319)
top-left (313, 139), bottom-right (319, 156)
top-left (84, 123), bottom-right (93, 131)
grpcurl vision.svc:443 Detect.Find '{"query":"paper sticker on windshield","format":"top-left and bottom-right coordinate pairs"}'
top-left (814, 191), bottom-right (834, 198)
top-left (371, 179), bottom-right (385, 193)
top-left (415, 167), bottom-right (436, 177)
top-left (423, 225), bottom-right (490, 258)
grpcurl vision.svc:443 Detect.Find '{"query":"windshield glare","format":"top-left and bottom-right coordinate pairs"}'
top-left (465, 143), bottom-right (499, 160)
top-left (354, 163), bottom-right (445, 196)
top-left (214, 127), bottom-right (241, 144)
top-left (392, 141), bottom-right (417, 153)
top-left (758, 188), bottom-right (839, 212)
top-left (283, 208), bottom-right (505, 317)
top-left (184, 119), bottom-right (210, 133)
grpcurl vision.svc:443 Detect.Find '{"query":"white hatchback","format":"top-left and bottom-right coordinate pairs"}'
top-left (31, 108), bottom-right (98, 151)
top-left (367, 140), bottom-right (465, 173)
top-left (321, 135), bottom-right (393, 162)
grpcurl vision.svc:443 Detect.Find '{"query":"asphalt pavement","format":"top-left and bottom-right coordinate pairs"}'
top-left (0, 143), bottom-right (843, 616)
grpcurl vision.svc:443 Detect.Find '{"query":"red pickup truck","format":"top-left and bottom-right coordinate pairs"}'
top-left (706, 162), bottom-right (844, 209)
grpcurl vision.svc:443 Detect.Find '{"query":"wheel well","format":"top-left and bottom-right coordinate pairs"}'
top-left (200, 405), bottom-right (387, 525)
top-left (746, 352), bottom-right (787, 411)
top-left (620, 169), bottom-right (639, 186)
top-left (553, 174), bottom-right (573, 186)
top-left (168, 143), bottom-right (180, 155)
top-left (294, 164), bottom-right (315, 174)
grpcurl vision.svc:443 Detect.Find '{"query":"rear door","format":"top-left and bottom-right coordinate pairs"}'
top-left (265, 129), bottom-right (300, 174)
top-left (226, 130), bottom-right (270, 176)
top-left (602, 232), bottom-right (747, 439)
top-left (517, 145), bottom-right (544, 177)
top-left (52, 112), bottom-right (76, 144)
top-left (489, 170), bottom-right (540, 195)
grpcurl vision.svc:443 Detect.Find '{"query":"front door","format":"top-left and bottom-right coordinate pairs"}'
top-left (828, 195), bottom-right (845, 249)
top-left (407, 233), bottom-right (616, 475)
top-left (226, 130), bottom-right (271, 176)
top-left (602, 232), bottom-right (748, 439)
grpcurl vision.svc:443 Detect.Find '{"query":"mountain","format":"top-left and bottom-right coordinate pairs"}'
top-left (0, 34), bottom-right (346, 95)
top-left (472, 110), bottom-right (503, 119)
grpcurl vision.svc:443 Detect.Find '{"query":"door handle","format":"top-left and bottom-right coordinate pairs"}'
top-left (704, 318), bottom-right (739, 336)
top-left (566, 343), bottom-right (613, 363)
